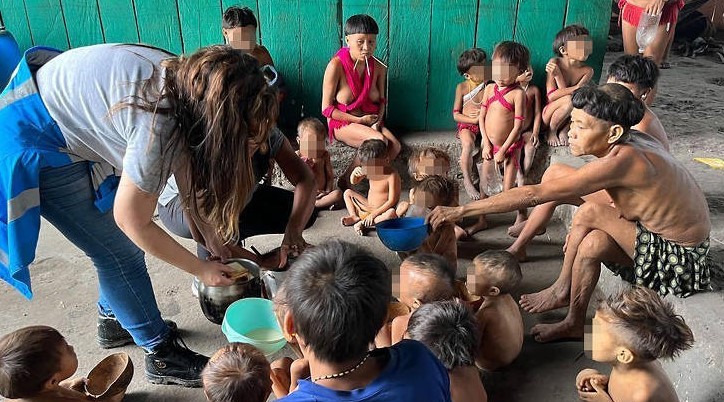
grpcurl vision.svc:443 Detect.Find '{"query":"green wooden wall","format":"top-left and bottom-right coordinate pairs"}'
top-left (0, 0), bottom-right (610, 131)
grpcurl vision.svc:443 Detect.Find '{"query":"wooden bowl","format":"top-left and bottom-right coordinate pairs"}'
top-left (455, 280), bottom-right (484, 312)
top-left (85, 352), bottom-right (133, 398)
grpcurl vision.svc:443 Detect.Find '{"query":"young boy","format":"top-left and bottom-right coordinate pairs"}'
top-left (468, 251), bottom-right (524, 370)
top-left (577, 286), bottom-right (694, 402)
top-left (202, 343), bottom-right (272, 402)
top-left (296, 117), bottom-right (343, 209)
top-left (606, 54), bottom-right (669, 150)
top-left (341, 139), bottom-right (400, 235)
top-left (407, 300), bottom-right (488, 402)
top-left (222, 6), bottom-right (274, 67)
top-left (544, 24), bottom-right (594, 147)
top-left (452, 48), bottom-right (488, 201)
top-left (0, 326), bottom-right (132, 402)
top-left (408, 146), bottom-right (452, 182)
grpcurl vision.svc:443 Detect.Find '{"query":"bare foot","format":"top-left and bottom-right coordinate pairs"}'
top-left (354, 221), bottom-right (368, 236)
top-left (463, 179), bottom-right (481, 201)
top-left (464, 217), bottom-right (489, 237)
top-left (341, 216), bottom-right (359, 226)
top-left (546, 131), bottom-right (560, 147)
top-left (519, 284), bottom-right (569, 313)
top-left (558, 127), bottom-right (569, 146)
top-left (507, 220), bottom-right (546, 238)
top-left (505, 246), bottom-right (527, 262)
top-left (531, 320), bottom-right (584, 343)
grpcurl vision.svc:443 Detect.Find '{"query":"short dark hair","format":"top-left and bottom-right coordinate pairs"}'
top-left (607, 54), bottom-right (660, 90)
top-left (403, 253), bottom-right (457, 303)
top-left (407, 300), bottom-right (478, 370)
top-left (572, 83), bottom-right (645, 131)
top-left (553, 24), bottom-right (590, 56)
top-left (414, 175), bottom-right (457, 207)
top-left (297, 117), bottom-right (326, 137)
top-left (277, 240), bottom-right (390, 363)
top-left (472, 250), bottom-right (522, 294)
top-left (0, 326), bottom-right (65, 398)
top-left (222, 6), bottom-right (257, 29)
top-left (409, 147), bottom-right (451, 178)
top-left (597, 286), bottom-right (694, 361)
top-left (202, 343), bottom-right (271, 402)
top-left (493, 41), bottom-right (530, 72)
top-left (358, 139), bottom-right (387, 163)
top-left (457, 48), bottom-right (487, 75)
top-left (344, 14), bottom-right (379, 36)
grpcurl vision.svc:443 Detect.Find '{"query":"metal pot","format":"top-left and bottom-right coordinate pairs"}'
top-left (198, 259), bottom-right (262, 324)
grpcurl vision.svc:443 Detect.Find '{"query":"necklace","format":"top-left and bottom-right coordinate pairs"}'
top-left (467, 81), bottom-right (484, 106)
top-left (312, 352), bottom-right (371, 382)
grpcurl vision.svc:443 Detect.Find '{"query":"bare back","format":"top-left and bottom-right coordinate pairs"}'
top-left (608, 363), bottom-right (680, 402)
top-left (634, 107), bottom-right (669, 151)
top-left (474, 295), bottom-right (524, 370)
top-left (449, 366), bottom-right (488, 402)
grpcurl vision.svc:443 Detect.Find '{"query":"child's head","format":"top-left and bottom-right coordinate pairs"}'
top-left (399, 253), bottom-right (457, 310)
top-left (590, 286), bottom-right (694, 365)
top-left (297, 117), bottom-right (327, 158)
top-left (407, 299), bottom-right (478, 370)
top-left (457, 48), bottom-right (488, 84)
top-left (469, 251), bottom-right (522, 297)
top-left (358, 139), bottom-right (389, 176)
top-left (222, 7), bottom-right (258, 51)
top-left (569, 83), bottom-right (645, 156)
top-left (492, 41), bottom-right (530, 87)
top-left (553, 24), bottom-right (592, 61)
top-left (607, 54), bottom-right (659, 102)
top-left (275, 240), bottom-right (390, 363)
top-left (412, 175), bottom-right (457, 209)
top-left (409, 147), bottom-right (451, 181)
top-left (0, 326), bottom-right (77, 399)
top-left (202, 343), bottom-right (271, 402)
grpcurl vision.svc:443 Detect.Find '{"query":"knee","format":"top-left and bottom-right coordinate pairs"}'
top-left (576, 230), bottom-right (611, 260)
top-left (343, 189), bottom-right (355, 199)
top-left (571, 202), bottom-right (605, 228)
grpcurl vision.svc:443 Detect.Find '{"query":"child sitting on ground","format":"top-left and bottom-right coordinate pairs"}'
top-left (468, 251), bottom-right (524, 370)
top-left (342, 139), bottom-right (400, 235)
top-left (469, 41), bottom-right (528, 236)
top-left (452, 48), bottom-right (488, 201)
top-left (296, 117), bottom-right (343, 209)
top-left (544, 24), bottom-right (594, 147)
top-left (576, 286), bottom-right (694, 402)
top-left (0, 326), bottom-right (132, 402)
top-left (202, 343), bottom-right (272, 402)
top-left (407, 300), bottom-right (488, 402)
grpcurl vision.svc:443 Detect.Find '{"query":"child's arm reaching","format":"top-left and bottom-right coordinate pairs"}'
top-left (494, 89), bottom-right (526, 164)
top-left (548, 67), bottom-right (594, 102)
top-left (371, 64), bottom-right (387, 131)
top-left (453, 84), bottom-right (479, 124)
top-left (479, 87), bottom-right (493, 160)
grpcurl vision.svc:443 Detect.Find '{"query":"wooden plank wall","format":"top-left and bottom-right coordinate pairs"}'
top-left (0, 0), bottom-right (611, 131)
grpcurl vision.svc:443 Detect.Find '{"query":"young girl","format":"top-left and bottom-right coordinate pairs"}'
top-left (468, 41), bottom-right (528, 236)
top-left (543, 25), bottom-right (594, 147)
top-left (452, 48), bottom-right (488, 201)
top-left (296, 117), bottom-right (343, 209)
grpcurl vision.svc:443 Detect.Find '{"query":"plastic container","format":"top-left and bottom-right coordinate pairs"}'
top-left (221, 297), bottom-right (286, 355)
top-left (636, 11), bottom-right (661, 53)
top-left (376, 217), bottom-right (429, 252)
top-left (481, 160), bottom-right (503, 196)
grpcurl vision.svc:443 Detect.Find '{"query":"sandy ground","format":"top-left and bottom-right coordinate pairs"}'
top-left (1, 50), bottom-right (723, 402)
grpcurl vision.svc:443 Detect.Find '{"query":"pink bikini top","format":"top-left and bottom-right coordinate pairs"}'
top-left (482, 84), bottom-right (524, 120)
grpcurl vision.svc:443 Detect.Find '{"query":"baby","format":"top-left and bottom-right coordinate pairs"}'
top-left (577, 286), bottom-right (694, 402)
top-left (407, 300), bottom-right (488, 402)
top-left (296, 117), bottom-right (343, 209)
top-left (202, 343), bottom-right (272, 402)
top-left (452, 48), bottom-right (488, 201)
top-left (0, 326), bottom-right (132, 402)
top-left (341, 139), bottom-right (401, 235)
top-left (543, 24), bottom-right (594, 147)
top-left (468, 251), bottom-right (524, 370)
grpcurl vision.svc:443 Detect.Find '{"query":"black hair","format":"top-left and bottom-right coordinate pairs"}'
top-left (344, 14), bottom-right (379, 36)
top-left (553, 24), bottom-right (590, 56)
top-left (407, 300), bottom-right (478, 370)
top-left (277, 240), bottom-right (390, 364)
top-left (414, 175), bottom-right (457, 207)
top-left (0, 326), bottom-right (65, 398)
top-left (404, 253), bottom-right (456, 284)
top-left (493, 41), bottom-right (530, 72)
top-left (572, 83), bottom-right (645, 131)
top-left (457, 48), bottom-right (487, 75)
top-left (472, 250), bottom-right (522, 294)
top-left (358, 139), bottom-right (387, 163)
top-left (222, 6), bottom-right (257, 29)
top-left (607, 54), bottom-right (660, 90)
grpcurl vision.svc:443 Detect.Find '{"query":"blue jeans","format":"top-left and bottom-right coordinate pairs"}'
top-left (39, 162), bottom-right (169, 350)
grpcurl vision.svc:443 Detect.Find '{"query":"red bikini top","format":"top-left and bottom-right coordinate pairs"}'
top-left (483, 84), bottom-right (524, 120)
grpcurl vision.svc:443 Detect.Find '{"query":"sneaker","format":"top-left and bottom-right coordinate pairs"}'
top-left (145, 332), bottom-right (209, 387)
top-left (98, 315), bottom-right (178, 349)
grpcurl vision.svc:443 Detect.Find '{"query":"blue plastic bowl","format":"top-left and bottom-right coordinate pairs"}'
top-left (376, 217), bottom-right (430, 252)
top-left (221, 298), bottom-right (286, 355)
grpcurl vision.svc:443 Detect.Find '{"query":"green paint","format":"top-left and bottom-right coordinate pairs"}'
top-left (134, 0), bottom-right (182, 54)
top-left (565, 0), bottom-right (611, 83)
top-left (388, 0), bottom-right (431, 130)
top-left (299, 0), bottom-right (338, 119)
top-left (342, 0), bottom-right (389, 62)
top-left (475, 0), bottom-right (517, 57)
top-left (0, 0), bottom-right (34, 50)
top-left (24, 0), bottom-right (69, 49)
top-left (427, 0), bottom-right (477, 130)
top-left (62, 0), bottom-right (104, 47)
top-left (97, 0), bottom-right (139, 43)
top-left (514, 0), bottom-right (567, 88)
top-left (178, 0), bottom-right (222, 53)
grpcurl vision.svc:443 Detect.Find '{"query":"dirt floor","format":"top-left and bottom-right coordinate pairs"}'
top-left (1, 48), bottom-right (723, 402)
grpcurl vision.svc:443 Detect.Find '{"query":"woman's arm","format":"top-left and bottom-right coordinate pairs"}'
top-left (322, 59), bottom-right (376, 125)
top-left (373, 63), bottom-right (387, 130)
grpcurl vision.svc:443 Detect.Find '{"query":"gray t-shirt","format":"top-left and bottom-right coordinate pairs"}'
top-left (36, 44), bottom-right (177, 194)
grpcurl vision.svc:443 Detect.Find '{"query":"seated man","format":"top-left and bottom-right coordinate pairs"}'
top-left (429, 83), bottom-right (710, 342)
